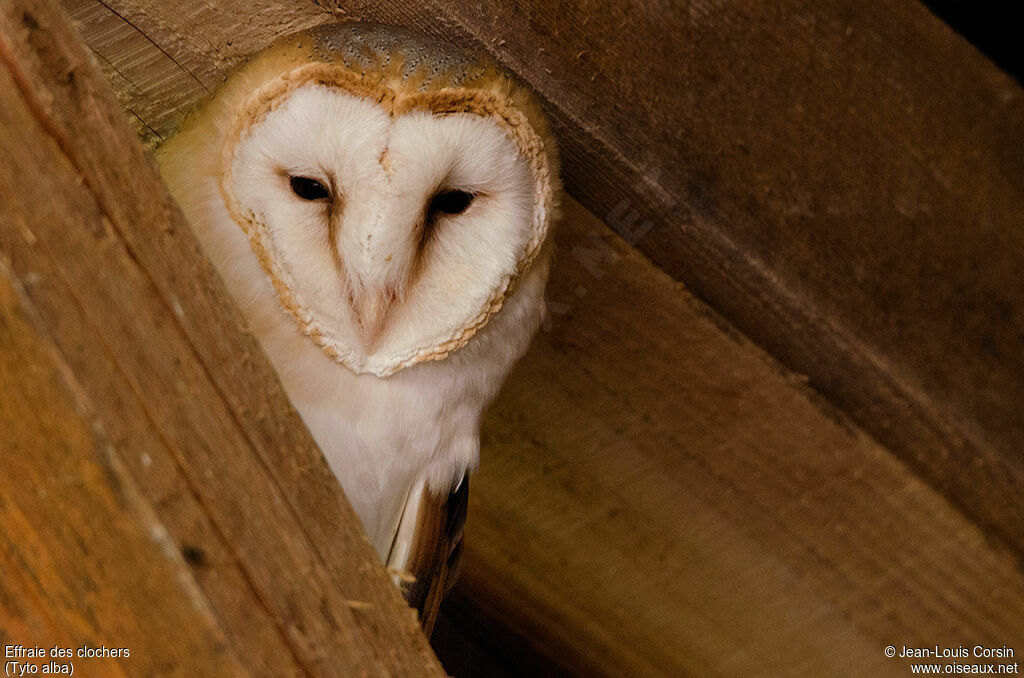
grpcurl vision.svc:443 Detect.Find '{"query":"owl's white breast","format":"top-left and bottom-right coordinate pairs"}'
top-left (259, 254), bottom-right (549, 556)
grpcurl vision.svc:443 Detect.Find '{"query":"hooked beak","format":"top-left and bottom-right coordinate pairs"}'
top-left (349, 286), bottom-right (399, 350)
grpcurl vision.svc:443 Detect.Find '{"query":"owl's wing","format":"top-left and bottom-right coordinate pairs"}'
top-left (386, 474), bottom-right (468, 635)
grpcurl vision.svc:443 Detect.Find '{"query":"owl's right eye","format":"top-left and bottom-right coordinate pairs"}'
top-left (289, 176), bottom-right (330, 201)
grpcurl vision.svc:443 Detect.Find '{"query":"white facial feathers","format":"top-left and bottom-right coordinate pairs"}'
top-left (229, 84), bottom-right (537, 374)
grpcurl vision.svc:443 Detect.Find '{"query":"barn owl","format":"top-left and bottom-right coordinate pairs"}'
top-left (156, 23), bottom-right (559, 631)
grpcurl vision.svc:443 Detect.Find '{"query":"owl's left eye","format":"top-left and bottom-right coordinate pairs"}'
top-left (289, 176), bottom-right (330, 201)
top-left (428, 190), bottom-right (475, 216)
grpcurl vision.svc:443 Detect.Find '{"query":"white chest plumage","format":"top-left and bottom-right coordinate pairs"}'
top-left (157, 22), bottom-right (559, 627)
top-left (253, 234), bottom-right (550, 555)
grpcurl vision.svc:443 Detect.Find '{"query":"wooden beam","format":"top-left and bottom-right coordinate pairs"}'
top-left (62, 0), bottom-right (1024, 562)
top-left (0, 273), bottom-right (247, 678)
top-left (457, 198), bottom-right (1024, 677)
top-left (46, 0), bottom-right (1024, 673)
top-left (0, 1), bottom-right (445, 675)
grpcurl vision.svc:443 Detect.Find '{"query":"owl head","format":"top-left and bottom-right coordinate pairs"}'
top-left (158, 23), bottom-right (559, 377)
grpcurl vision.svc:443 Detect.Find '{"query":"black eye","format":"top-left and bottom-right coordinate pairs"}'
top-left (428, 190), bottom-right (475, 216)
top-left (289, 176), bottom-right (330, 201)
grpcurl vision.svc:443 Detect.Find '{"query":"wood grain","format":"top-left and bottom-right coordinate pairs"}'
top-left (458, 198), bottom-right (1024, 677)
top-left (0, 0), bottom-right (445, 674)
top-left (62, 0), bottom-right (1024, 563)
top-left (0, 271), bottom-right (247, 678)
top-left (43, 0), bottom-right (1024, 674)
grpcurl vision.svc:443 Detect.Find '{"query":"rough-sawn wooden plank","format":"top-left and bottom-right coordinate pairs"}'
top-left (455, 198), bottom-right (1024, 678)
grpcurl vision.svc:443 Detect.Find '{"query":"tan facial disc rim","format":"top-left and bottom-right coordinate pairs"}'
top-left (219, 62), bottom-right (554, 377)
